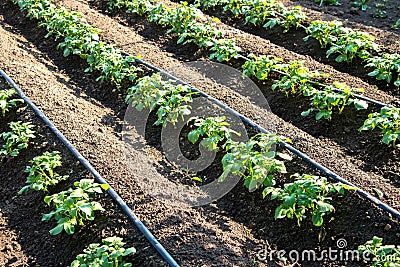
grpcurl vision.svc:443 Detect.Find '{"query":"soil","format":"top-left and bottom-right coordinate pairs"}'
top-left (0, 0), bottom-right (399, 266)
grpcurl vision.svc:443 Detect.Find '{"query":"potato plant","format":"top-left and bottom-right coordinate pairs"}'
top-left (109, 0), bottom-right (242, 62)
top-left (71, 236), bottom-right (136, 267)
top-left (19, 151), bottom-right (69, 194)
top-left (220, 134), bottom-right (292, 192)
top-left (366, 54), bottom-right (400, 86)
top-left (0, 121), bottom-right (35, 157)
top-left (263, 173), bottom-right (353, 226)
top-left (358, 236), bottom-right (400, 266)
top-left (326, 30), bottom-right (379, 63)
top-left (350, 0), bottom-right (372, 11)
top-left (242, 55), bottom-right (368, 120)
top-left (196, 0), bottom-right (308, 32)
top-left (126, 73), bottom-right (195, 126)
top-left (302, 82), bottom-right (368, 121)
top-left (0, 88), bottom-right (24, 116)
top-left (359, 106), bottom-right (400, 147)
top-left (304, 20), bottom-right (345, 48)
top-left (42, 179), bottom-right (109, 235)
top-left (188, 116), bottom-right (240, 151)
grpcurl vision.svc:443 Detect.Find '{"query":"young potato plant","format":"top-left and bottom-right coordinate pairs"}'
top-left (242, 54), bottom-right (284, 80)
top-left (209, 38), bottom-right (242, 62)
top-left (366, 54), bottom-right (400, 86)
top-left (302, 82), bottom-right (368, 120)
top-left (359, 105), bottom-right (400, 147)
top-left (326, 30), bottom-right (380, 63)
top-left (242, 55), bottom-right (367, 120)
top-left (0, 121), bottom-right (35, 157)
top-left (263, 174), bottom-right (353, 226)
top-left (358, 236), bottom-right (400, 266)
top-left (272, 60), bottom-right (325, 96)
top-left (242, 54), bottom-right (328, 93)
top-left (42, 179), bottom-right (109, 235)
top-left (187, 116), bottom-right (240, 151)
top-left (71, 236), bottom-right (136, 267)
top-left (126, 73), bottom-right (195, 126)
top-left (220, 134), bottom-right (292, 192)
top-left (162, 3), bottom-right (222, 48)
top-left (349, 0), bottom-right (372, 11)
top-left (19, 151), bottom-right (69, 194)
top-left (197, 0), bottom-right (308, 32)
top-left (0, 88), bottom-right (24, 116)
top-left (304, 20), bottom-right (345, 48)
top-left (108, 0), bottom-right (153, 15)
top-left (242, 0), bottom-right (285, 27)
top-left (109, 0), bottom-right (241, 62)
top-left (85, 43), bottom-right (140, 87)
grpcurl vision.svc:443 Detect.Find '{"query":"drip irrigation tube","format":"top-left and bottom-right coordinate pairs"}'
top-left (0, 68), bottom-right (180, 267)
top-left (124, 53), bottom-right (400, 220)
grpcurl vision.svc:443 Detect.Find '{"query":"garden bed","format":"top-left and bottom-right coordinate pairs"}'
top-left (0, 0), bottom-right (399, 266)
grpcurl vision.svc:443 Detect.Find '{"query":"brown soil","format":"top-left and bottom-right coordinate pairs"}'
top-left (0, 0), bottom-right (399, 267)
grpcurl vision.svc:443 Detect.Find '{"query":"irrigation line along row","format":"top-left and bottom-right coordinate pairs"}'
top-left (127, 53), bottom-right (400, 220)
top-left (0, 68), bottom-right (180, 267)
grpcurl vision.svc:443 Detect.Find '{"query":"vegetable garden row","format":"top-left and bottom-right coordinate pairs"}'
top-left (106, 0), bottom-right (400, 147)
top-left (0, 0), bottom-right (399, 265)
top-left (0, 81), bottom-right (138, 265)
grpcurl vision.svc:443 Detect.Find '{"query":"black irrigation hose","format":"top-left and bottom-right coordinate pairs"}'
top-left (0, 68), bottom-right (180, 267)
top-left (235, 54), bottom-right (388, 107)
top-left (125, 53), bottom-right (400, 220)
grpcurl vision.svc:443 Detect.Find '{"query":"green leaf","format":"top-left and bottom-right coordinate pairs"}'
top-left (317, 201), bottom-right (333, 213)
top-left (63, 48), bottom-right (71, 57)
top-left (354, 100), bottom-right (368, 110)
top-left (277, 152), bottom-right (292, 161)
top-left (312, 213), bottom-right (324, 226)
top-left (49, 223), bottom-right (64, 235)
top-left (42, 213), bottom-right (53, 221)
top-left (275, 206), bottom-right (286, 219)
top-left (188, 130), bottom-right (200, 144)
top-left (301, 109), bottom-right (312, 117)
top-left (368, 69), bottom-right (380, 77)
top-left (123, 247), bottom-right (136, 256)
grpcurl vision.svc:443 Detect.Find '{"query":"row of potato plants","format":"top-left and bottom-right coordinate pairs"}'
top-left (107, 0), bottom-right (400, 147)
top-left (0, 89), bottom-right (135, 265)
top-left (191, 0), bottom-right (400, 88)
top-left (12, 0), bottom-right (357, 227)
top-left (9, 0), bottom-right (400, 265)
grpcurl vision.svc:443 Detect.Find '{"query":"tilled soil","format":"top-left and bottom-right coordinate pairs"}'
top-left (0, 0), bottom-right (399, 266)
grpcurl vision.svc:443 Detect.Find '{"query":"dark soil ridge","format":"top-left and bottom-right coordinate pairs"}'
top-left (168, 0), bottom-right (400, 93)
top-left (1, 1), bottom-right (400, 266)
